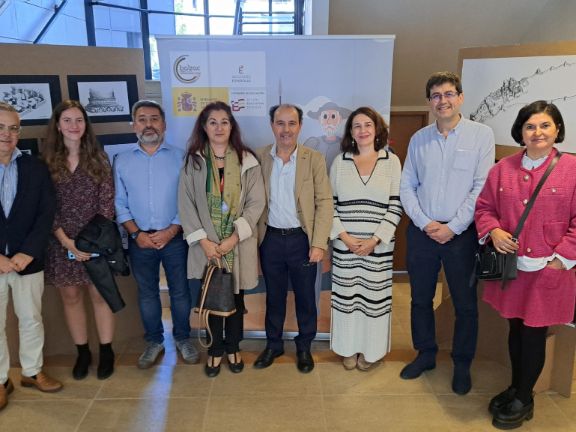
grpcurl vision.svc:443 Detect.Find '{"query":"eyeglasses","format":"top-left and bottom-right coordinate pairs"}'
top-left (0, 124), bottom-right (21, 135)
top-left (428, 91), bottom-right (460, 102)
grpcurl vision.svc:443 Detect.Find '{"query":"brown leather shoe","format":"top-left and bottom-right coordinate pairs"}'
top-left (21, 371), bottom-right (63, 393)
top-left (0, 379), bottom-right (14, 411)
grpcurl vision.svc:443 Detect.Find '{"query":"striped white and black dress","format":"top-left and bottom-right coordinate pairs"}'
top-left (329, 150), bottom-right (403, 362)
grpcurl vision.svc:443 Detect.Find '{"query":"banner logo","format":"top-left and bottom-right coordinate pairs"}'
top-left (174, 55), bottom-right (201, 83)
top-left (177, 92), bottom-right (197, 112)
top-left (231, 98), bottom-right (246, 112)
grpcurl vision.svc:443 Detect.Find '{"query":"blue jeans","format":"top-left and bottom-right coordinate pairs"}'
top-left (129, 236), bottom-right (191, 344)
top-left (406, 222), bottom-right (479, 365)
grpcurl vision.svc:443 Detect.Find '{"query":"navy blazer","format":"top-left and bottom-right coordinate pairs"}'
top-left (0, 154), bottom-right (56, 275)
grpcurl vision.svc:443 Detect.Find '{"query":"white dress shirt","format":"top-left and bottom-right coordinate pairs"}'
top-left (267, 145), bottom-right (301, 228)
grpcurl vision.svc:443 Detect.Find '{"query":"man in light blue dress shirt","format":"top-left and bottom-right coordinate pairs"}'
top-left (399, 72), bottom-right (495, 395)
top-left (114, 100), bottom-right (197, 369)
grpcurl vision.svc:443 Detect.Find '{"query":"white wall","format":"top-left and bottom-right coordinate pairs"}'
top-left (305, 0), bottom-right (329, 35)
top-left (329, 0), bottom-right (576, 107)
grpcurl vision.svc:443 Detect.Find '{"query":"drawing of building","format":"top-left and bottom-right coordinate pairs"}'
top-left (85, 89), bottom-right (124, 113)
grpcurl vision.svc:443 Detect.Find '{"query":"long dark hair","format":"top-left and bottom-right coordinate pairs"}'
top-left (42, 100), bottom-right (110, 183)
top-left (185, 101), bottom-right (254, 170)
top-left (340, 106), bottom-right (389, 155)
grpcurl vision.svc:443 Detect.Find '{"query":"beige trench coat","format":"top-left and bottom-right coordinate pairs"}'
top-left (178, 151), bottom-right (265, 293)
top-left (256, 144), bottom-right (333, 250)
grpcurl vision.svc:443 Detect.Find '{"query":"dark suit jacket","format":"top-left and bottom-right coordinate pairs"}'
top-left (0, 153), bottom-right (56, 275)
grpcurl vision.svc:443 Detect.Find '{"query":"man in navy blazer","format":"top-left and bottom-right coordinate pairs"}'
top-left (0, 102), bottom-right (62, 412)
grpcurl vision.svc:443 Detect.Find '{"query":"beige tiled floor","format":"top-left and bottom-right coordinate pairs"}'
top-left (2, 282), bottom-right (576, 431)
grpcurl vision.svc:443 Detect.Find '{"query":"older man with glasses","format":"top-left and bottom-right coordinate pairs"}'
top-left (0, 102), bottom-right (61, 412)
top-left (399, 72), bottom-right (495, 395)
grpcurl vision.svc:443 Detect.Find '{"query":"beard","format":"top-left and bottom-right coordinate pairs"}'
top-left (323, 125), bottom-right (338, 136)
top-left (138, 128), bottom-right (164, 145)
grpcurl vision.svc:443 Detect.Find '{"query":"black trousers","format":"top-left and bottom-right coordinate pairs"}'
top-left (406, 222), bottom-right (479, 365)
top-left (207, 291), bottom-right (245, 357)
top-left (259, 228), bottom-right (318, 352)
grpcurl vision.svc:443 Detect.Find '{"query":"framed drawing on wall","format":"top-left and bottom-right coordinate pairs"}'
top-left (68, 75), bottom-right (138, 123)
top-left (97, 132), bottom-right (138, 250)
top-left (97, 133), bottom-right (138, 164)
top-left (17, 138), bottom-right (39, 155)
top-left (0, 75), bottom-right (61, 126)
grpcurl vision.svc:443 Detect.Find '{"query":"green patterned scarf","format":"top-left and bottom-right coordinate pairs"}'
top-left (206, 145), bottom-right (241, 269)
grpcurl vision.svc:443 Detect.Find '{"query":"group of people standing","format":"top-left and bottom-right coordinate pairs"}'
top-left (0, 71), bottom-right (574, 431)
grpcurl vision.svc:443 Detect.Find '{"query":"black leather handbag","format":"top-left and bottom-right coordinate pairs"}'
top-left (475, 153), bottom-right (561, 288)
top-left (195, 259), bottom-right (236, 348)
top-left (198, 259), bottom-right (236, 316)
top-left (475, 243), bottom-right (517, 281)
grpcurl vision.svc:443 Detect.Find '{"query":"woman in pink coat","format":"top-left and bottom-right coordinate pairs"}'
top-left (475, 100), bottom-right (576, 430)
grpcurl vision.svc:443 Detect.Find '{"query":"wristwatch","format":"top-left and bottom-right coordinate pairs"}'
top-left (130, 229), bottom-right (142, 240)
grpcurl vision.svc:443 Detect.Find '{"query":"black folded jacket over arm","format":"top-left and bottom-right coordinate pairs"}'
top-left (75, 214), bottom-right (129, 313)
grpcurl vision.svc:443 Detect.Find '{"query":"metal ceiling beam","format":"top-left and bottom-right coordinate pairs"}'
top-left (84, 0), bottom-right (96, 45)
top-left (140, 0), bottom-right (152, 80)
top-left (33, 0), bottom-right (69, 44)
top-left (89, 1), bottom-right (231, 18)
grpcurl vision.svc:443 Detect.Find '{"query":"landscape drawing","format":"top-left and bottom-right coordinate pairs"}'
top-left (462, 55), bottom-right (576, 153)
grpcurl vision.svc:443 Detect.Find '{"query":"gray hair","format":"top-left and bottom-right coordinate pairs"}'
top-left (131, 99), bottom-right (166, 122)
top-left (0, 102), bottom-right (18, 113)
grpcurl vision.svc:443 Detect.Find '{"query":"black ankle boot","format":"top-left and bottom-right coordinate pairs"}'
top-left (489, 387), bottom-right (516, 415)
top-left (73, 344), bottom-right (92, 380)
top-left (97, 343), bottom-right (115, 380)
top-left (492, 398), bottom-right (534, 430)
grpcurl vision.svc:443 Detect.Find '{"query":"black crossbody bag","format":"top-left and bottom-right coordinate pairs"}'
top-left (475, 152), bottom-right (562, 289)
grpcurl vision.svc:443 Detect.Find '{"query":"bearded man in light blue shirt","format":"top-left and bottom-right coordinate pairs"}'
top-left (114, 100), bottom-right (197, 369)
top-left (399, 72), bottom-right (495, 395)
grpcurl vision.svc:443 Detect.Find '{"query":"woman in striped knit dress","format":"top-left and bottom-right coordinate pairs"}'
top-left (329, 106), bottom-right (403, 371)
